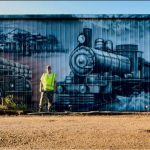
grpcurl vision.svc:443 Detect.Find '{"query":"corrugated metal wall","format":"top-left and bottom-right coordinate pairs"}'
top-left (0, 15), bottom-right (150, 111)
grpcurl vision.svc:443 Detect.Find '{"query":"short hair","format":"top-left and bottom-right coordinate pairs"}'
top-left (46, 65), bottom-right (51, 70)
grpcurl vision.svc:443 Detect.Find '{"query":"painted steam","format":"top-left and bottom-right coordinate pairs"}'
top-left (109, 92), bottom-right (150, 111)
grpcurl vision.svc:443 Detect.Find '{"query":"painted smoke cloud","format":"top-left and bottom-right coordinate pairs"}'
top-left (109, 92), bottom-right (150, 111)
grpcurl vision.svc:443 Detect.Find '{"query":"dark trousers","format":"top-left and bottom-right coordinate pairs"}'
top-left (39, 91), bottom-right (54, 112)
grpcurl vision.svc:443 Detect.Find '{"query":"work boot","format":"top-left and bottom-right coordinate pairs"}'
top-left (47, 107), bottom-right (53, 112)
top-left (47, 109), bottom-right (51, 113)
top-left (38, 107), bottom-right (42, 112)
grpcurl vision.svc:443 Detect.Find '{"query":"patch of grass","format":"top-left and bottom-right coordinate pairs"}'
top-left (0, 105), bottom-right (7, 110)
top-left (4, 95), bottom-right (16, 109)
top-left (3, 95), bottom-right (27, 111)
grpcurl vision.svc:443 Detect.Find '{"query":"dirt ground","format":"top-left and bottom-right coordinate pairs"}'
top-left (0, 115), bottom-right (150, 150)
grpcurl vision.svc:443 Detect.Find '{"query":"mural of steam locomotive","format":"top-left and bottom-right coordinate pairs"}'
top-left (55, 28), bottom-right (150, 112)
top-left (0, 57), bottom-right (32, 105)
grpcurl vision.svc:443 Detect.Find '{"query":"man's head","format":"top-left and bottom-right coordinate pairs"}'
top-left (46, 65), bottom-right (51, 74)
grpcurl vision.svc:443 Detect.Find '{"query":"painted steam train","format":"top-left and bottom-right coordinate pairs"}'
top-left (55, 28), bottom-right (150, 111)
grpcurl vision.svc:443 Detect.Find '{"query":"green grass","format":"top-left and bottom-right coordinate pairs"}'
top-left (1, 95), bottom-right (27, 111)
top-left (0, 105), bottom-right (7, 110)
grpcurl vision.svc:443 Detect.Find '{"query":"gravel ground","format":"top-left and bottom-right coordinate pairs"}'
top-left (0, 115), bottom-right (150, 149)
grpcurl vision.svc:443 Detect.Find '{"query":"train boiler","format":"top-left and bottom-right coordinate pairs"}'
top-left (55, 28), bottom-right (150, 112)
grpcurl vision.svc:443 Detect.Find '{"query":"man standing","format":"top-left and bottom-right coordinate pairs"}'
top-left (39, 65), bottom-right (56, 112)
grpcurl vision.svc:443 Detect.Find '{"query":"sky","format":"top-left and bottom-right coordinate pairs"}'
top-left (0, 1), bottom-right (150, 14)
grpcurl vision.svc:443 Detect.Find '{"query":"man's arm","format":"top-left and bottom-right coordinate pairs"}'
top-left (39, 81), bottom-right (43, 92)
top-left (40, 73), bottom-right (44, 92)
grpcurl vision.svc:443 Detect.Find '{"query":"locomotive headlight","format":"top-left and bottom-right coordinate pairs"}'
top-left (77, 34), bottom-right (85, 44)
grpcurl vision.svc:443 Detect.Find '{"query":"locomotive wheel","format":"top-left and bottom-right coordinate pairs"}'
top-left (93, 94), bottom-right (116, 111)
top-left (54, 94), bottom-right (96, 112)
top-left (101, 94), bottom-right (112, 111)
top-left (101, 94), bottom-right (116, 103)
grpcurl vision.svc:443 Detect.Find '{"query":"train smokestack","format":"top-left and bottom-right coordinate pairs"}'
top-left (83, 28), bottom-right (92, 47)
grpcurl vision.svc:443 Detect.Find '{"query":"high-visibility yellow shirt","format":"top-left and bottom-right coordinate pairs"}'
top-left (40, 72), bottom-right (56, 91)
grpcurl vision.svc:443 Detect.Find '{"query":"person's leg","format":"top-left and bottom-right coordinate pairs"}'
top-left (39, 92), bottom-right (44, 112)
top-left (48, 100), bottom-right (52, 112)
top-left (44, 92), bottom-right (50, 112)
top-left (47, 91), bottom-right (54, 112)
